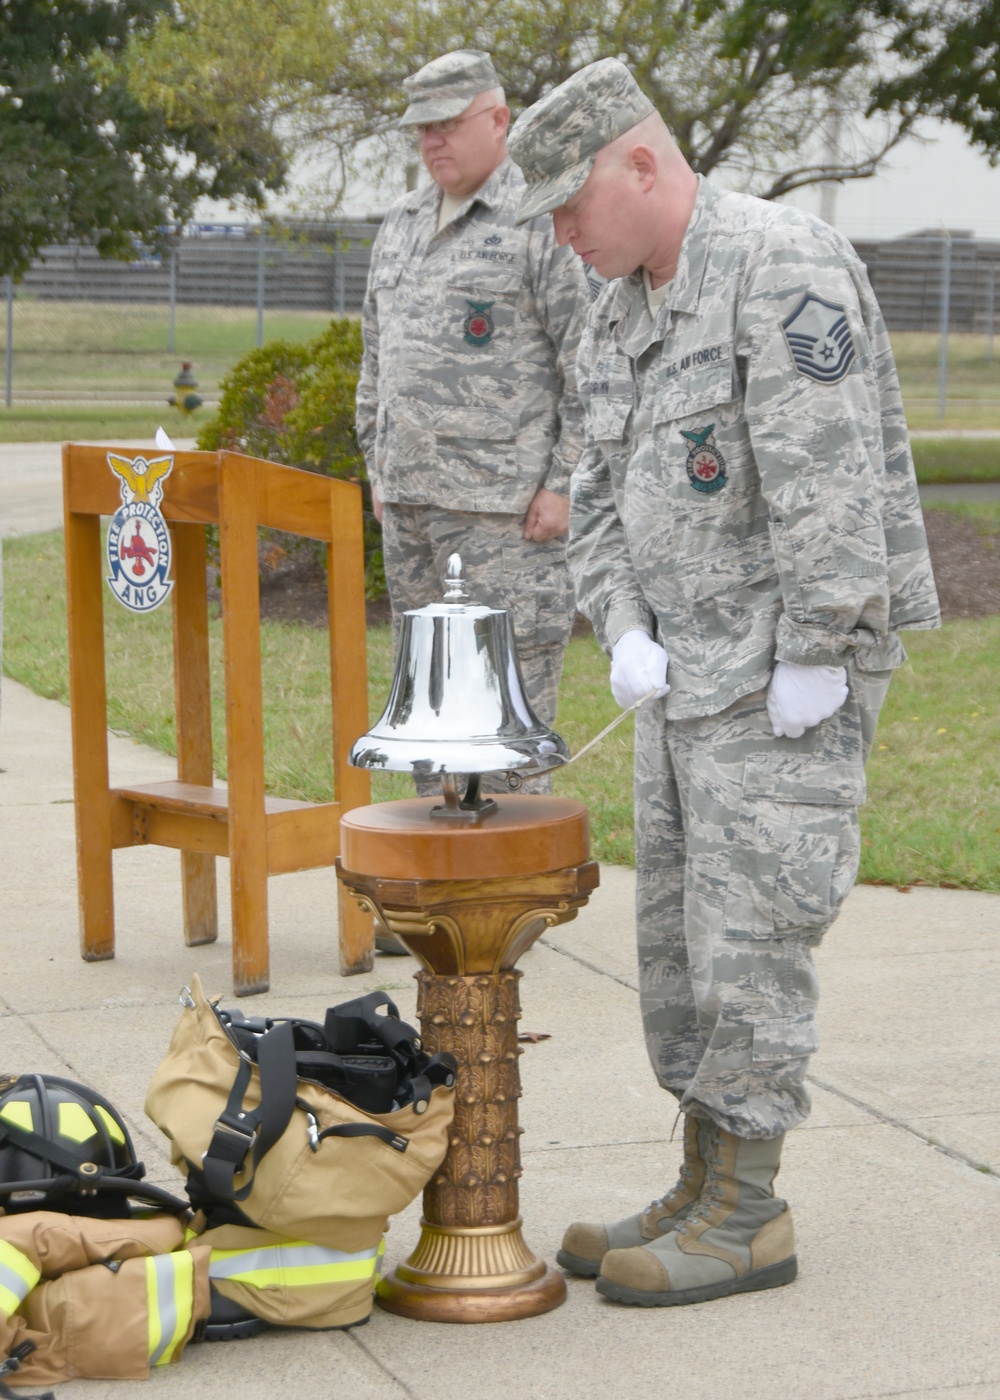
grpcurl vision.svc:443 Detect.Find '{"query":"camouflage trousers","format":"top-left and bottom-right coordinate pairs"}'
top-left (381, 503), bottom-right (575, 796)
top-left (634, 665), bottom-right (892, 1139)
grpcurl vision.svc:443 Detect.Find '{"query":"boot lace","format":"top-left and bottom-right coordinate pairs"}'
top-left (647, 1112), bottom-right (698, 1212)
top-left (675, 1128), bottom-right (724, 1234)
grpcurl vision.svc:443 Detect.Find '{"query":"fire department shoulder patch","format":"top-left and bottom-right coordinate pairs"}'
top-left (681, 424), bottom-right (728, 494)
top-left (781, 292), bottom-right (857, 384)
top-left (464, 299), bottom-right (495, 345)
top-left (105, 452), bottom-right (174, 613)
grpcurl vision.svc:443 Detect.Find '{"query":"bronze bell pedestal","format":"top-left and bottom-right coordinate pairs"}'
top-left (337, 795), bottom-right (598, 1323)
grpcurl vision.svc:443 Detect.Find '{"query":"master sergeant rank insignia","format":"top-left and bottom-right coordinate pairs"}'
top-left (781, 291), bottom-right (857, 384)
top-left (681, 424), bottom-right (728, 494)
top-left (105, 452), bottom-right (174, 613)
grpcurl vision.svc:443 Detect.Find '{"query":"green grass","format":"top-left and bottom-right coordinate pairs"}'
top-left (0, 305), bottom-right (998, 427)
top-left (0, 404), bottom-right (206, 443)
top-left (549, 634), bottom-right (637, 865)
top-left (860, 619), bottom-right (1000, 889)
top-left (893, 331), bottom-right (1000, 429)
top-left (1, 301), bottom-right (342, 402)
top-left (0, 528), bottom-right (409, 808)
top-left (910, 437), bottom-right (1000, 483)
top-left (3, 525), bottom-right (998, 889)
top-left (922, 500), bottom-right (1000, 528)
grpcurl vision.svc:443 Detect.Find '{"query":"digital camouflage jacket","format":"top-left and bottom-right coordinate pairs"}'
top-left (356, 157), bottom-right (590, 514)
top-left (569, 177), bottom-right (940, 720)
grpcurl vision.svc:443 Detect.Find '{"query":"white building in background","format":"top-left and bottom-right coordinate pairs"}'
top-left (781, 120), bottom-right (1000, 242)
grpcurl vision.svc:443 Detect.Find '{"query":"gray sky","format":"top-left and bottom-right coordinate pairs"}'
top-left (755, 120), bottom-right (1000, 241)
top-left (227, 113), bottom-right (1000, 245)
top-left (330, 116), bottom-right (1000, 242)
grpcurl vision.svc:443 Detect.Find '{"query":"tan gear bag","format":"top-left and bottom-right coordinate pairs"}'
top-left (145, 976), bottom-right (455, 1253)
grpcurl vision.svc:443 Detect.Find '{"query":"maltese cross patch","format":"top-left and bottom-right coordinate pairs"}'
top-left (464, 299), bottom-right (495, 346)
top-left (681, 423), bottom-right (727, 494)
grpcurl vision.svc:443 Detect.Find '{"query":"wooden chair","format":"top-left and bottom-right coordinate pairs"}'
top-left (62, 443), bottom-right (373, 995)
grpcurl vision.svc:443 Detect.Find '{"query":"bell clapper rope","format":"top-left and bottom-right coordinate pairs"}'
top-left (559, 686), bottom-right (660, 768)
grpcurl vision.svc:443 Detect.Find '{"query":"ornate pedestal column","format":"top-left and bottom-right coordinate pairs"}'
top-left (337, 795), bottom-right (597, 1322)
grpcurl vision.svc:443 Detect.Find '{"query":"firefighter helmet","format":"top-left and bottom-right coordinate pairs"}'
top-left (0, 1073), bottom-right (185, 1217)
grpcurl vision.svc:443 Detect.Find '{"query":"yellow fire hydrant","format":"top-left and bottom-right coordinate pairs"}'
top-left (168, 362), bottom-right (203, 414)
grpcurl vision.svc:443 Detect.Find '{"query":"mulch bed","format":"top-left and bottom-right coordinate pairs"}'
top-left (253, 509), bottom-right (1000, 630)
top-left (919, 508), bottom-right (1000, 620)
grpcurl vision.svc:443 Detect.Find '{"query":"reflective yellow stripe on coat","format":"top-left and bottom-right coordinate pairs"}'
top-left (208, 1238), bottom-right (385, 1291)
top-left (145, 1250), bottom-right (196, 1366)
top-left (0, 1240), bottom-right (40, 1316)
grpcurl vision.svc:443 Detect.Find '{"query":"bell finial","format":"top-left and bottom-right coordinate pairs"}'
top-left (442, 553), bottom-right (469, 601)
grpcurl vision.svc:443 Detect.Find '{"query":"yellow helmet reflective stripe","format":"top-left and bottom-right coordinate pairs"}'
top-left (57, 1101), bottom-right (125, 1144)
top-left (0, 1240), bottom-right (40, 1316)
top-left (208, 1239), bottom-right (384, 1290)
top-left (0, 1102), bottom-right (33, 1133)
top-left (145, 1250), bottom-right (195, 1366)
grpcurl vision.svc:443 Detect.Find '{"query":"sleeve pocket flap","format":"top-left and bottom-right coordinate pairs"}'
top-left (371, 263), bottom-right (403, 291)
top-left (588, 396), bottom-right (632, 443)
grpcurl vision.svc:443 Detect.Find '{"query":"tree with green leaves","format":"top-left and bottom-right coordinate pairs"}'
top-left (0, 0), bottom-right (286, 280)
top-left (873, 0), bottom-right (1000, 163)
top-left (118, 0), bottom-right (1000, 214)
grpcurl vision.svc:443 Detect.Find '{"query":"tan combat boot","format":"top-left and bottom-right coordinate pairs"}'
top-left (556, 1115), bottom-right (708, 1278)
top-left (596, 1123), bottom-right (797, 1306)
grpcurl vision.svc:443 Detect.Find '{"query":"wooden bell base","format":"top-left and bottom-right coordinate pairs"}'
top-left (337, 796), bottom-right (596, 1324)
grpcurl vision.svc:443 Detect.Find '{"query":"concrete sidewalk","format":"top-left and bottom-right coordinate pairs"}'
top-left (0, 439), bottom-right (196, 538)
top-left (1, 674), bottom-right (998, 1400)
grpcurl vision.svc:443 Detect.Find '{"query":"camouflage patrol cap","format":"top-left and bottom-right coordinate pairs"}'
top-left (399, 50), bottom-right (501, 127)
top-left (508, 58), bottom-right (655, 223)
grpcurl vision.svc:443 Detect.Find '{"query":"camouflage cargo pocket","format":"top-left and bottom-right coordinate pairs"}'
top-left (697, 1008), bottom-right (818, 1079)
top-left (432, 404), bottom-right (519, 484)
top-left (723, 753), bottom-right (865, 940)
top-left (751, 1011), bottom-right (819, 1063)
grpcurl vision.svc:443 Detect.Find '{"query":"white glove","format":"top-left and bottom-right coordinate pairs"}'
top-left (766, 661), bottom-right (849, 738)
top-left (609, 630), bottom-right (670, 710)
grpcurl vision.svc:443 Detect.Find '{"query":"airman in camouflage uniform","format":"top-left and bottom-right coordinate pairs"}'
top-left (508, 59), bottom-right (939, 1307)
top-left (355, 51), bottom-right (591, 801)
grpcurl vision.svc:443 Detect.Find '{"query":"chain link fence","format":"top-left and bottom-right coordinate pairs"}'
top-left (852, 234), bottom-right (1000, 428)
top-left (0, 221), bottom-right (379, 407)
top-left (2, 225), bottom-right (999, 427)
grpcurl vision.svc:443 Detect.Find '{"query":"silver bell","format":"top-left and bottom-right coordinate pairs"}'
top-left (349, 554), bottom-right (568, 819)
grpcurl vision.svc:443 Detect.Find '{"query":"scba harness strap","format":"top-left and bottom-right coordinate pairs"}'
top-left (199, 991), bottom-right (456, 1208)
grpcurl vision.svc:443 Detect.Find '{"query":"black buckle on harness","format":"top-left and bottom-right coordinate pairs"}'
top-left (0, 1342), bottom-right (35, 1378)
top-left (203, 1114), bottom-right (257, 1169)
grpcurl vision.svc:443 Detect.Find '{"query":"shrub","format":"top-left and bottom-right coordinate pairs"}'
top-left (197, 319), bottom-right (384, 598)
